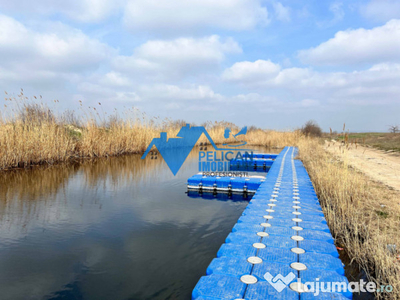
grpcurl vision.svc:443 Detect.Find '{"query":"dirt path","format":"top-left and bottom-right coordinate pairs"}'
top-left (325, 141), bottom-right (400, 191)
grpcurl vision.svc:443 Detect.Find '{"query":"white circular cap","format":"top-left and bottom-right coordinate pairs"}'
top-left (247, 256), bottom-right (263, 264)
top-left (253, 243), bottom-right (266, 249)
top-left (292, 206), bottom-right (301, 209)
top-left (263, 215), bottom-right (273, 219)
top-left (266, 209), bottom-right (275, 213)
top-left (291, 235), bottom-right (304, 241)
top-left (289, 282), bottom-right (309, 293)
top-left (290, 262), bottom-right (307, 271)
top-left (293, 201), bottom-right (301, 204)
top-left (292, 211), bottom-right (301, 215)
top-left (272, 191), bottom-right (279, 194)
top-left (271, 194), bottom-right (278, 198)
top-left (240, 275), bottom-right (258, 284)
top-left (268, 203), bottom-right (276, 207)
top-left (293, 192), bottom-right (299, 196)
top-left (291, 247), bottom-right (306, 254)
top-left (293, 189), bottom-right (299, 192)
top-left (269, 199), bottom-right (278, 202)
top-left (257, 232), bottom-right (269, 237)
top-left (274, 187), bottom-right (279, 190)
top-left (293, 196), bottom-right (300, 200)
top-left (261, 223), bottom-right (271, 227)
top-left (292, 226), bottom-right (303, 231)
top-left (292, 218), bottom-right (303, 222)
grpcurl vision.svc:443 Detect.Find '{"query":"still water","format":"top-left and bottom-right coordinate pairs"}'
top-left (0, 148), bottom-right (278, 300)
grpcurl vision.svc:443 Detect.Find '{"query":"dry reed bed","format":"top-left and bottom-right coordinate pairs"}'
top-left (0, 120), bottom-right (297, 170)
top-left (298, 139), bottom-right (400, 299)
top-left (0, 95), bottom-right (296, 170)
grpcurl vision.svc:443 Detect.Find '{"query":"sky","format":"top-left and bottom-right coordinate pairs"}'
top-left (0, 0), bottom-right (400, 132)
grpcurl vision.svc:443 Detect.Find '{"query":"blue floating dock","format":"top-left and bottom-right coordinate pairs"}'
top-left (252, 153), bottom-right (279, 160)
top-left (188, 174), bottom-right (266, 194)
top-left (192, 147), bottom-right (351, 299)
top-left (230, 158), bottom-right (274, 170)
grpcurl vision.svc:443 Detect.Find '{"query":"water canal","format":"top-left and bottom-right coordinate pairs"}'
top-left (0, 148), bottom-right (279, 300)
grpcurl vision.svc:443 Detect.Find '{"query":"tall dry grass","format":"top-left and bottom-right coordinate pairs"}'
top-left (298, 138), bottom-right (400, 299)
top-left (0, 92), bottom-right (297, 170)
top-left (245, 128), bottom-right (302, 148)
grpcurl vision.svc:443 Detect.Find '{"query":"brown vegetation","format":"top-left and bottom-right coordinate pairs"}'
top-left (0, 92), bottom-right (297, 170)
top-left (298, 138), bottom-right (400, 299)
top-left (301, 120), bottom-right (323, 137)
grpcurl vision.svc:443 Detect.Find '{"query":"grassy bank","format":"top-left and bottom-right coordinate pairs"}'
top-left (298, 139), bottom-right (400, 299)
top-left (328, 132), bottom-right (400, 152)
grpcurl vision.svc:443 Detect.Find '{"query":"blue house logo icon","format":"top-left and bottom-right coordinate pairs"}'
top-left (141, 124), bottom-right (249, 175)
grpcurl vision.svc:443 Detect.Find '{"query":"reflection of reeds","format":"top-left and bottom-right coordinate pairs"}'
top-left (299, 139), bottom-right (400, 299)
top-left (0, 164), bottom-right (77, 201)
top-left (0, 164), bottom-right (79, 231)
top-left (0, 92), bottom-right (302, 170)
top-left (0, 151), bottom-right (177, 233)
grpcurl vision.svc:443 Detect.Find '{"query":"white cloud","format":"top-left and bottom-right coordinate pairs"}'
top-left (228, 93), bottom-right (276, 105)
top-left (300, 99), bottom-right (320, 107)
top-left (99, 72), bottom-right (132, 87)
top-left (123, 0), bottom-right (269, 35)
top-left (0, 14), bottom-right (113, 84)
top-left (0, 0), bottom-right (123, 22)
top-left (137, 84), bottom-right (218, 100)
top-left (114, 35), bottom-right (242, 80)
top-left (77, 81), bottom-right (141, 104)
top-left (361, 0), bottom-right (400, 22)
top-left (222, 60), bottom-right (281, 83)
top-left (298, 19), bottom-right (400, 66)
top-left (273, 2), bottom-right (291, 22)
top-left (222, 59), bottom-right (400, 105)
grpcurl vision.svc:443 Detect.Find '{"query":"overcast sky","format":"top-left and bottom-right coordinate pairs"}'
top-left (1, 0), bottom-right (400, 131)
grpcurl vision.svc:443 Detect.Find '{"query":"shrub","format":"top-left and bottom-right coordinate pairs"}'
top-left (301, 120), bottom-right (322, 137)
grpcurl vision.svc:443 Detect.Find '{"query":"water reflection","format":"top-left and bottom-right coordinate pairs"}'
top-left (0, 147), bottom-right (280, 300)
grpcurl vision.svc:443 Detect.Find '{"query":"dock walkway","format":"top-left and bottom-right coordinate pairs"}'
top-left (192, 147), bottom-right (351, 300)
